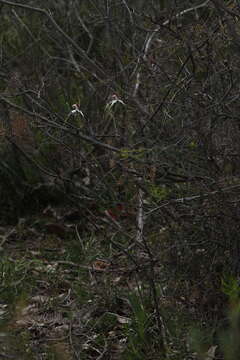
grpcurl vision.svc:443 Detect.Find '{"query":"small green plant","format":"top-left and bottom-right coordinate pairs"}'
top-left (149, 184), bottom-right (170, 201)
top-left (120, 147), bottom-right (147, 160)
top-left (123, 293), bottom-right (155, 360)
top-left (188, 327), bottom-right (214, 360)
top-left (222, 275), bottom-right (240, 303)
top-left (189, 276), bottom-right (240, 360)
top-left (188, 141), bottom-right (197, 149)
top-left (0, 256), bottom-right (31, 303)
top-left (219, 276), bottom-right (240, 360)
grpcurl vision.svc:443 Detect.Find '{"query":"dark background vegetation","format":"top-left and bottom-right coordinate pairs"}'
top-left (1, 0), bottom-right (240, 359)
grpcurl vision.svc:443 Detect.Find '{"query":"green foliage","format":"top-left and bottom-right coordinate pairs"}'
top-left (0, 256), bottom-right (31, 304)
top-left (188, 327), bottom-right (215, 360)
top-left (148, 184), bottom-right (171, 200)
top-left (120, 147), bottom-right (147, 160)
top-left (128, 293), bottom-right (149, 342)
top-left (123, 293), bottom-right (159, 360)
top-left (222, 276), bottom-right (240, 303)
top-left (188, 141), bottom-right (197, 149)
top-left (188, 276), bottom-right (240, 360)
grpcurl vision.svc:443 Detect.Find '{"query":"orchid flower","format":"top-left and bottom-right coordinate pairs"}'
top-left (105, 94), bottom-right (125, 111)
top-left (71, 103), bottom-right (84, 117)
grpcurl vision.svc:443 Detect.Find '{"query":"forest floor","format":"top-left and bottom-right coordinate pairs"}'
top-left (2, 198), bottom-right (227, 360)
top-left (0, 205), bottom-right (186, 360)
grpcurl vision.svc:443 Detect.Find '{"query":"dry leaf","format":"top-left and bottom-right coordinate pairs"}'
top-left (92, 260), bottom-right (111, 271)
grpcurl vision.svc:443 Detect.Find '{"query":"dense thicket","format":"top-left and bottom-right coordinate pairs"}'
top-left (1, 0), bottom-right (240, 358)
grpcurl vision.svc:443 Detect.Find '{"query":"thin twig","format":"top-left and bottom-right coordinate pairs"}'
top-left (0, 227), bottom-right (16, 248)
top-left (136, 186), bottom-right (144, 242)
top-left (132, 0), bottom-right (211, 98)
top-left (147, 183), bottom-right (240, 217)
top-left (0, 0), bottom-right (105, 77)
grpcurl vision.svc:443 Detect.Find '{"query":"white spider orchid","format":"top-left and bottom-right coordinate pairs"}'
top-left (105, 94), bottom-right (125, 112)
top-left (71, 103), bottom-right (85, 117)
top-left (104, 94), bottom-right (126, 139)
